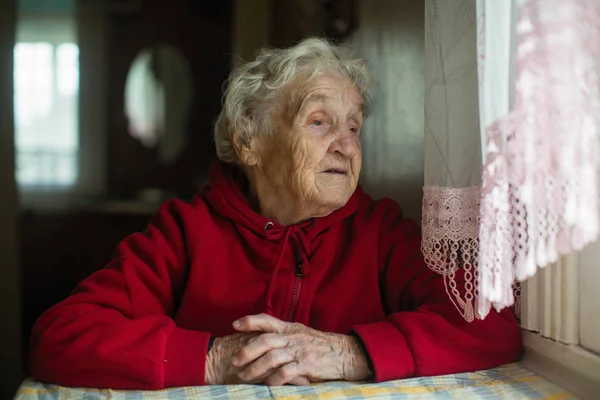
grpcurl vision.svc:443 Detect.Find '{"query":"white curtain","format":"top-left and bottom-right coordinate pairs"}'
top-left (423, 0), bottom-right (482, 322)
top-left (423, 0), bottom-right (600, 321)
top-left (475, 0), bottom-right (517, 318)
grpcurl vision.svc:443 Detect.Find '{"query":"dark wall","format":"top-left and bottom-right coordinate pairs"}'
top-left (271, 0), bottom-right (358, 48)
top-left (20, 0), bottom-right (233, 375)
top-left (20, 210), bottom-right (151, 367)
top-left (107, 0), bottom-right (233, 200)
top-left (0, 0), bottom-right (23, 396)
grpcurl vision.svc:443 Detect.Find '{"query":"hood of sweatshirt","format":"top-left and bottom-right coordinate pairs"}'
top-left (201, 159), bottom-right (368, 314)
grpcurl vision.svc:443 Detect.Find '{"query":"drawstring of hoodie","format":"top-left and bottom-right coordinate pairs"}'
top-left (262, 220), bottom-right (313, 315)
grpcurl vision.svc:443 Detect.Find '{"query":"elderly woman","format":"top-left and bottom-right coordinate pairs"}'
top-left (30, 38), bottom-right (521, 390)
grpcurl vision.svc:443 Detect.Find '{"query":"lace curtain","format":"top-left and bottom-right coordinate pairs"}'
top-left (422, 0), bottom-right (600, 321)
top-left (423, 0), bottom-right (482, 322)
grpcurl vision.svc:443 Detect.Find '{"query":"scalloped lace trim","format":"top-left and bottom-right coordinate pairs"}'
top-left (422, 186), bottom-right (523, 322)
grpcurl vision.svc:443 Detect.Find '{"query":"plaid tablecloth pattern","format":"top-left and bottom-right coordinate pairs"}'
top-left (14, 362), bottom-right (577, 399)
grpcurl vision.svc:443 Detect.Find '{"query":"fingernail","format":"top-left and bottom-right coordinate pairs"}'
top-left (233, 320), bottom-right (241, 329)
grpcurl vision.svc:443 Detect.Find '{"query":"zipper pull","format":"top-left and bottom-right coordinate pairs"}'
top-left (295, 263), bottom-right (304, 277)
top-left (294, 247), bottom-right (305, 277)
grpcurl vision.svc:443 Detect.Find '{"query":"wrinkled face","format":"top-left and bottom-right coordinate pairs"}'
top-left (247, 74), bottom-right (364, 221)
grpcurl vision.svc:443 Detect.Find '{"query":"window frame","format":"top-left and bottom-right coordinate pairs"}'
top-left (15, 11), bottom-right (107, 210)
top-left (15, 15), bottom-right (80, 208)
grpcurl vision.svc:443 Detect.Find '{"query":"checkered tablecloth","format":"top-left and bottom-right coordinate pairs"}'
top-left (14, 362), bottom-right (577, 399)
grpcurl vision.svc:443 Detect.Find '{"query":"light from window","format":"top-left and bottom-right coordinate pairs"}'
top-left (14, 41), bottom-right (79, 188)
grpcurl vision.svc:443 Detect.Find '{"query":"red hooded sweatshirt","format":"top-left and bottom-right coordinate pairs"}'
top-left (29, 161), bottom-right (522, 390)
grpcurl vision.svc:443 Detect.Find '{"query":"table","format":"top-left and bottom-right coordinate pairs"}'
top-left (14, 362), bottom-right (577, 399)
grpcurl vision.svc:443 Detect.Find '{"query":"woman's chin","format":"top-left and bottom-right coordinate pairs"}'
top-left (314, 192), bottom-right (353, 214)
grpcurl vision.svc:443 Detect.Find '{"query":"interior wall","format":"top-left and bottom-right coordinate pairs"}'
top-left (105, 1), bottom-right (233, 199)
top-left (76, 1), bottom-right (108, 201)
top-left (348, 0), bottom-right (425, 221)
top-left (232, 0), bottom-right (271, 66)
top-left (0, 0), bottom-right (23, 396)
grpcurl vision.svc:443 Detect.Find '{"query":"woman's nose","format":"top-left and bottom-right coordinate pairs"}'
top-left (328, 129), bottom-right (359, 158)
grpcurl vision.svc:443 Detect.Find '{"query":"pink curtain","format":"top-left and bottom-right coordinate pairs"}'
top-left (478, 0), bottom-right (600, 318)
top-left (423, 0), bottom-right (600, 321)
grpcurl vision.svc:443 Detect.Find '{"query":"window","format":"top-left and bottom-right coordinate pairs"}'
top-left (14, 17), bottom-right (79, 190)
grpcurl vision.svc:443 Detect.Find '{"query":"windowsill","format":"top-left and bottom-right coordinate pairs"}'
top-left (521, 329), bottom-right (600, 399)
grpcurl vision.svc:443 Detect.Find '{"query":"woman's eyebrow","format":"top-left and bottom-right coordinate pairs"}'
top-left (296, 93), bottom-right (329, 120)
top-left (302, 93), bottom-right (329, 109)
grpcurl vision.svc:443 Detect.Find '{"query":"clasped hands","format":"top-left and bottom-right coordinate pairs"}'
top-left (205, 313), bottom-right (371, 386)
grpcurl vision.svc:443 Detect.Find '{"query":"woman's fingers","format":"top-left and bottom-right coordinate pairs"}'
top-left (237, 348), bottom-right (294, 382)
top-left (233, 333), bottom-right (287, 367)
top-left (233, 313), bottom-right (288, 333)
top-left (265, 361), bottom-right (303, 386)
top-left (289, 376), bottom-right (311, 386)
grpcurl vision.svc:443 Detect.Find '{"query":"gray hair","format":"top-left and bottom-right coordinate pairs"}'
top-left (214, 37), bottom-right (371, 164)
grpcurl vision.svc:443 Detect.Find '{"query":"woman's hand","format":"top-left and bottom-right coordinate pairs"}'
top-left (205, 331), bottom-right (311, 385)
top-left (231, 314), bottom-right (372, 386)
top-left (205, 332), bottom-right (260, 385)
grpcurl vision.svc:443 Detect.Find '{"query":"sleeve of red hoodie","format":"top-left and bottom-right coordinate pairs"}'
top-left (352, 199), bottom-right (522, 382)
top-left (29, 199), bottom-right (210, 389)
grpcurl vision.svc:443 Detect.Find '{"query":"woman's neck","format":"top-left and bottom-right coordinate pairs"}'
top-left (241, 167), bottom-right (307, 226)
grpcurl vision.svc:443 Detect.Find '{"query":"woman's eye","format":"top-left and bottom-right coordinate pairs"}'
top-left (350, 126), bottom-right (360, 134)
top-left (311, 120), bottom-right (323, 127)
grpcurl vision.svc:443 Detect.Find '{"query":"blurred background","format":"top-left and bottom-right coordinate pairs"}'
top-left (0, 0), bottom-right (424, 395)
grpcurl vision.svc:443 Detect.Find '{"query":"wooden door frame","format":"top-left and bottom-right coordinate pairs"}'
top-left (0, 0), bottom-right (23, 396)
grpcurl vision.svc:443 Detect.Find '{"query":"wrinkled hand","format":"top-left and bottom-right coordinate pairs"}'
top-left (205, 332), bottom-right (310, 385)
top-left (231, 314), bottom-right (371, 386)
top-left (205, 332), bottom-right (260, 385)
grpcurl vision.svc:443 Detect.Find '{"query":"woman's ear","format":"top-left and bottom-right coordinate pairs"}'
top-left (232, 130), bottom-right (259, 166)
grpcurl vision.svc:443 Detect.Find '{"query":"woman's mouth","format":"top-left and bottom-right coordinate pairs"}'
top-left (324, 168), bottom-right (348, 175)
